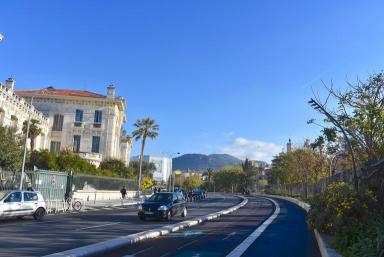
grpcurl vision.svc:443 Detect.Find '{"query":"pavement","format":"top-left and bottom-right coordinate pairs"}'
top-left (0, 193), bottom-right (240, 257)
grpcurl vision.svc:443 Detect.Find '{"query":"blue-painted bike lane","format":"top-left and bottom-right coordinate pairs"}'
top-left (242, 197), bottom-right (321, 257)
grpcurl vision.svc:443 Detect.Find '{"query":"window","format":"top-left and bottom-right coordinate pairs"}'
top-left (73, 135), bottom-right (81, 153)
top-left (50, 141), bottom-right (61, 153)
top-left (24, 192), bottom-right (38, 202)
top-left (52, 114), bottom-right (64, 131)
top-left (94, 110), bottom-right (102, 128)
top-left (75, 110), bottom-right (83, 127)
top-left (5, 192), bottom-right (21, 203)
top-left (92, 136), bottom-right (100, 153)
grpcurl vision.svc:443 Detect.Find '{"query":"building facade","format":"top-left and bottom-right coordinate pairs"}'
top-left (0, 78), bottom-right (49, 150)
top-left (15, 85), bottom-right (132, 167)
top-left (131, 155), bottom-right (172, 184)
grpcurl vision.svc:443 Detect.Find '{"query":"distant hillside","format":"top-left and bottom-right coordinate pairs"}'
top-left (172, 154), bottom-right (242, 171)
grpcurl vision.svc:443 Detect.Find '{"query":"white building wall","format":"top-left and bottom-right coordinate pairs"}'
top-left (0, 79), bottom-right (49, 150)
top-left (16, 86), bottom-right (131, 167)
top-left (132, 155), bottom-right (172, 183)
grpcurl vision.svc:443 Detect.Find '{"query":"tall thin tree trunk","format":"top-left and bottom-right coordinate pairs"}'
top-left (138, 136), bottom-right (146, 197)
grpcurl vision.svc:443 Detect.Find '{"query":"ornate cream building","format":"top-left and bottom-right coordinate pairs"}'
top-left (0, 78), bottom-right (49, 150)
top-left (0, 77), bottom-right (132, 167)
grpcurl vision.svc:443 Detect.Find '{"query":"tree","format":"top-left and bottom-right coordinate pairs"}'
top-left (309, 72), bottom-right (384, 191)
top-left (129, 160), bottom-right (156, 178)
top-left (213, 166), bottom-right (246, 193)
top-left (99, 159), bottom-right (132, 178)
top-left (141, 176), bottom-right (155, 190)
top-left (132, 118), bottom-right (159, 195)
top-left (183, 175), bottom-right (203, 190)
top-left (242, 158), bottom-right (256, 190)
top-left (0, 125), bottom-right (23, 171)
top-left (28, 149), bottom-right (58, 170)
top-left (22, 119), bottom-right (42, 150)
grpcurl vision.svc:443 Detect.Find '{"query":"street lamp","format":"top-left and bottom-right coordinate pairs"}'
top-left (20, 90), bottom-right (46, 190)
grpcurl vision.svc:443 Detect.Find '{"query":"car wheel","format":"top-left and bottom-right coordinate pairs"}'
top-left (139, 215), bottom-right (146, 221)
top-left (181, 207), bottom-right (187, 218)
top-left (33, 207), bottom-right (46, 220)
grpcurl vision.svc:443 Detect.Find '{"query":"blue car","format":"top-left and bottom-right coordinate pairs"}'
top-left (138, 192), bottom-right (187, 221)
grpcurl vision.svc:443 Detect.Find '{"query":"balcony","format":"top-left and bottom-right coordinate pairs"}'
top-left (77, 152), bottom-right (103, 167)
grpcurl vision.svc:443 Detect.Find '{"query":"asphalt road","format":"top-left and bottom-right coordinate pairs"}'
top-left (242, 197), bottom-right (321, 257)
top-left (94, 195), bottom-right (275, 257)
top-left (0, 193), bottom-right (240, 257)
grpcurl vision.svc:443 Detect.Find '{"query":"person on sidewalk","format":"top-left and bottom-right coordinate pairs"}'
top-left (120, 186), bottom-right (127, 201)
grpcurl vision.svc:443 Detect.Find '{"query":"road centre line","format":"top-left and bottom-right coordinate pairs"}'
top-left (77, 222), bottom-right (121, 230)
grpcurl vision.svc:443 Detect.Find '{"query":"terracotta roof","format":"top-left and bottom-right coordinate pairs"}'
top-left (15, 88), bottom-right (106, 99)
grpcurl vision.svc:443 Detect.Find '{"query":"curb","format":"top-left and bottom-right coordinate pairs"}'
top-left (262, 194), bottom-right (342, 257)
top-left (44, 195), bottom-right (248, 257)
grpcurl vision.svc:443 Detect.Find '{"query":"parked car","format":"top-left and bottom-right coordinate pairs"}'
top-left (0, 190), bottom-right (47, 220)
top-left (192, 189), bottom-right (206, 200)
top-left (138, 192), bottom-right (187, 221)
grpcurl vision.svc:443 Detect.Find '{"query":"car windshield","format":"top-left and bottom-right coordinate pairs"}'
top-left (147, 193), bottom-right (172, 202)
top-left (0, 191), bottom-right (10, 201)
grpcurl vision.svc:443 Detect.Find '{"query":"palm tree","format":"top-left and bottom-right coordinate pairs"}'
top-left (22, 119), bottom-right (42, 150)
top-left (132, 118), bottom-right (159, 196)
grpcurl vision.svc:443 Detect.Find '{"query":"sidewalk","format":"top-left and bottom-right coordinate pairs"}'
top-left (82, 197), bottom-right (140, 209)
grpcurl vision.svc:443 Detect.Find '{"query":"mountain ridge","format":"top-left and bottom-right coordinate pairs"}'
top-left (172, 153), bottom-right (242, 171)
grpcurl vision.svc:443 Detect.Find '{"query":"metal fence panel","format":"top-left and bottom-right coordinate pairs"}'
top-left (28, 170), bottom-right (68, 201)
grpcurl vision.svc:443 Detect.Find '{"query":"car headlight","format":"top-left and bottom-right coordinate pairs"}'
top-left (158, 205), bottom-right (168, 211)
top-left (138, 205), bottom-right (143, 210)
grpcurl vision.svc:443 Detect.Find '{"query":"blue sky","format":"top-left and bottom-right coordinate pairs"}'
top-left (1, 0), bottom-right (384, 162)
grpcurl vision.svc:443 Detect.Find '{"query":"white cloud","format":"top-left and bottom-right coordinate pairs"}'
top-left (217, 137), bottom-right (283, 163)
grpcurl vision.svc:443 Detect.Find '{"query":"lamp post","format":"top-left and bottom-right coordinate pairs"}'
top-left (20, 95), bottom-right (35, 190)
top-left (20, 90), bottom-right (46, 190)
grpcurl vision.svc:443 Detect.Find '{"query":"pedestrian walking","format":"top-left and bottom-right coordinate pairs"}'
top-left (120, 186), bottom-right (127, 200)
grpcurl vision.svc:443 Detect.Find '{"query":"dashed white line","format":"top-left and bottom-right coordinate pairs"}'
top-left (177, 239), bottom-right (199, 250)
top-left (77, 222), bottom-right (121, 230)
top-left (222, 231), bottom-right (237, 240)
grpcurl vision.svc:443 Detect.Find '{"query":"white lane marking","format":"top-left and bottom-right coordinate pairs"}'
top-left (226, 197), bottom-right (280, 257)
top-left (177, 239), bottom-right (199, 250)
top-left (222, 231), bottom-right (237, 240)
top-left (77, 222), bottom-right (121, 230)
top-left (130, 246), bottom-right (153, 256)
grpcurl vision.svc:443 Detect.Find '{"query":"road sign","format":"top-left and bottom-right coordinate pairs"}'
top-left (51, 175), bottom-right (56, 185)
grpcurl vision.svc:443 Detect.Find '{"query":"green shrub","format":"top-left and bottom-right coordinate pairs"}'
top-left (331, 216), bottom-right (384, 257)
top-left (308, 182), bottom-right (380, 234)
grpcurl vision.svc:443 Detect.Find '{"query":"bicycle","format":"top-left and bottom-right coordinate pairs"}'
top-left (65, 196), bottom-right (83, 212)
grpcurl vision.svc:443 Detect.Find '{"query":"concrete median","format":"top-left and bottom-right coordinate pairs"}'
top-left (45, 195), bottom-right (248, 257)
